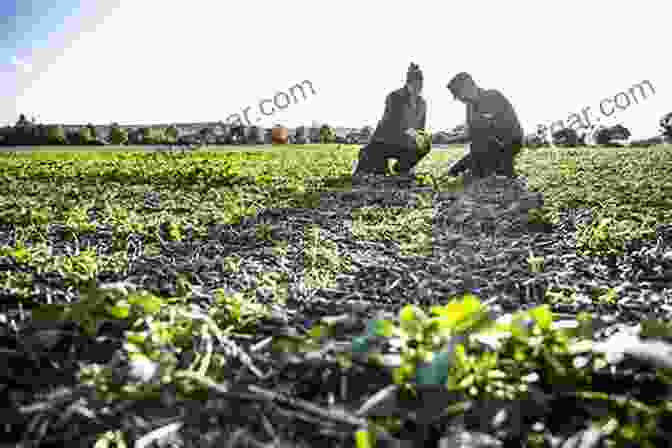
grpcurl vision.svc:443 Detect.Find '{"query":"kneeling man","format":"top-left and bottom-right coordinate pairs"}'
top-left (353, 63), bottom-right (430, 177)
top-left (445, 72), bottom-right (523, 179)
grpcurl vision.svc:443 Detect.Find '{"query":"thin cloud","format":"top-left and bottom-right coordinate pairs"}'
top-left (11, 56), bottom-right (33, 74)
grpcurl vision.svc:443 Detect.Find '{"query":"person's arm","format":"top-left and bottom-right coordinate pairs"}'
top-left (418, 100), bottom-right (427, 130)
top-left (443, 132), bottom-right (469, 144)
top-left (447, 122), bottom-right (470, 144)
top-left (462, 123), bottom-right (471, 141)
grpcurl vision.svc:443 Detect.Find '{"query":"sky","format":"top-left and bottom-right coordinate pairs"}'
top-left (1, 0), bottom-right (669, 139)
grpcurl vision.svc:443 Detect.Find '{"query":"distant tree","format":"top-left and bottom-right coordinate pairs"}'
top-left (552, 128), bottom-right (580, 148)
top-left (153, 128), bottom-right (166, 144)
top-left (309, 122), bottom-right (322, 143)
top-left (593, 126), bottom-right (610, 146)
top-left (86, 123), bottom-right (98, 140)
top-left (360, 125), bottom-right (373, 139)
top-left (199, 127), bottom-right (214, 145)
top-left (46, 125), bottom-right (66, 145)
top-left (630, 135), bottom-right (664, 148)
top-left (165, 124), bottom-right (179, 142)
top-left (16, 114), bottom-right (30, 127)
top-left (611, 124), bottom-right (630, 141)
top-left (216, 124), bottom-right (233, 144)
top-left (577, 125), bottom-right (595, 146)
top-left (109, 123), bottom-right (128, 145)
top-left (63, 128), bottom-right (91, 145)
top-left (524, 133), bottom-right (546, 149)
top-left (524, 124), bottom-right (551, 149)
top-left (0, 126), bottom-right (10, 145)
top-left (31, 124), bottom-right (47, 145)
top-left (660, 112), bottom-right (672, 141)
top-left (231, 124), bottom-right (247, 144)
top-left (139, 127), bottom-right (154, 144)
top-left (0, 127), bottom-right (15, 145)
top-left (319, 124), bottom-right (336, 144)
top-left (594, 124), bottom-right (631, 147)
top-left (78, 127), bottom-right (93, 144)
top-left (248, 126), bottom-right (264, 144)
top-left (125, 128), bottom-right (142, 145)
top-left (263, 128), bottom-right (274, 144)
top-left (294, 126), bottom-right (309, 144)
top-left (133, 127), bottom-right (162, 145)
top-left (65, 130), bottom-right (78, 145)
top-left (11, 114), bottom-right (35, 145)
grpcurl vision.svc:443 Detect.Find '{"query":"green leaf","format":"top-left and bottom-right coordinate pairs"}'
top-left (355, 428), bottom-right (374, 448)
top-left (400, 305), bottom-right (425, 323)
top-left (428, 295), bottom-right (485, 333)
top-left (414, 349), bottom-right (453, 386)
top-left (453, 343), bottom-right (468, 365)
top-left (126, 332), bottom-right (147, 345)
top-left (529, 305), bottom-right (553, 331)
top-left (399, 305), bottom-right (427, 335)
top-left (308, 324), bottom-right (328, 340)
top-left (352, 335), bottom-right (372, 354)
top-left (396, 360), bottom-right (416, 382)
top-left (367, 318), bottom-right (394, 338)
top-left (105, 303), bottom-right (130, 319)
top-left (128, 294), bottom-right (163, 315)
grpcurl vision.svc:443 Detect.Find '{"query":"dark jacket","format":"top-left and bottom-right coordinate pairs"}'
top-left (467, 88), bottom-right (523, 149)
top-left (371, 86), bottom-right (427, 148)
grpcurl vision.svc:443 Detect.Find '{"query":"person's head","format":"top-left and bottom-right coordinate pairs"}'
top-left (447, 72), bottom-right (479, 103)
top-left (405, 63), bottom-right (423, 96)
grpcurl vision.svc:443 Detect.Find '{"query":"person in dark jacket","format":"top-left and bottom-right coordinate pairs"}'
top-left (445, 72), bottom-right (523, 179)
top-left (353, 63), bottom-right (428, 177)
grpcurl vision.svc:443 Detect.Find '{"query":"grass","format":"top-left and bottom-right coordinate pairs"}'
top-left (1, 142), bottom-right (670, 277)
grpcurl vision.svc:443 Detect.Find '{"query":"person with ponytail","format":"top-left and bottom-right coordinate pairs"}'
top-left (353, 62), bottom-right (430, 178)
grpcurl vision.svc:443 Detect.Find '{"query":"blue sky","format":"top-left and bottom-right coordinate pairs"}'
top-left (2, 0), bottom-right (670, 139)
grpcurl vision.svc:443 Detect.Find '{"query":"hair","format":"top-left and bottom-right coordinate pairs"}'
top-left (406, 63), bottom-right (423, 83)
top-left (447, 72), bottom-right (474, 91)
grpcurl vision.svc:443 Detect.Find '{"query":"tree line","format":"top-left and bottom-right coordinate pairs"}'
top-left (5, 111), bottom-right (670, 149)
top-left (522, 112), bottom-right (672, 149)
top-left (0, 115), bottom-right (374, 147)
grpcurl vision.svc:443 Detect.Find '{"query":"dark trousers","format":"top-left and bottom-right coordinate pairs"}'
top-left (448, 139), bottom-right (522, 178)
top-left (354, 141), bottom-right (430, 176)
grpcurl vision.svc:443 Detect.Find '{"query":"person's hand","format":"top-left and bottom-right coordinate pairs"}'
top-left (404, 128), bottom-right (418, 139)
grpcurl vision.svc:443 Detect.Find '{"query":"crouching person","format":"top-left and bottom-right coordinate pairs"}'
top-left (353, 63), bottom-right (430, 178)
top-left (445, 72), bottom-right (523, 179)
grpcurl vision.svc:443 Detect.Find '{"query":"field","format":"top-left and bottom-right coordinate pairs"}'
top-left (2, 143), bottom-right (672, 447)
